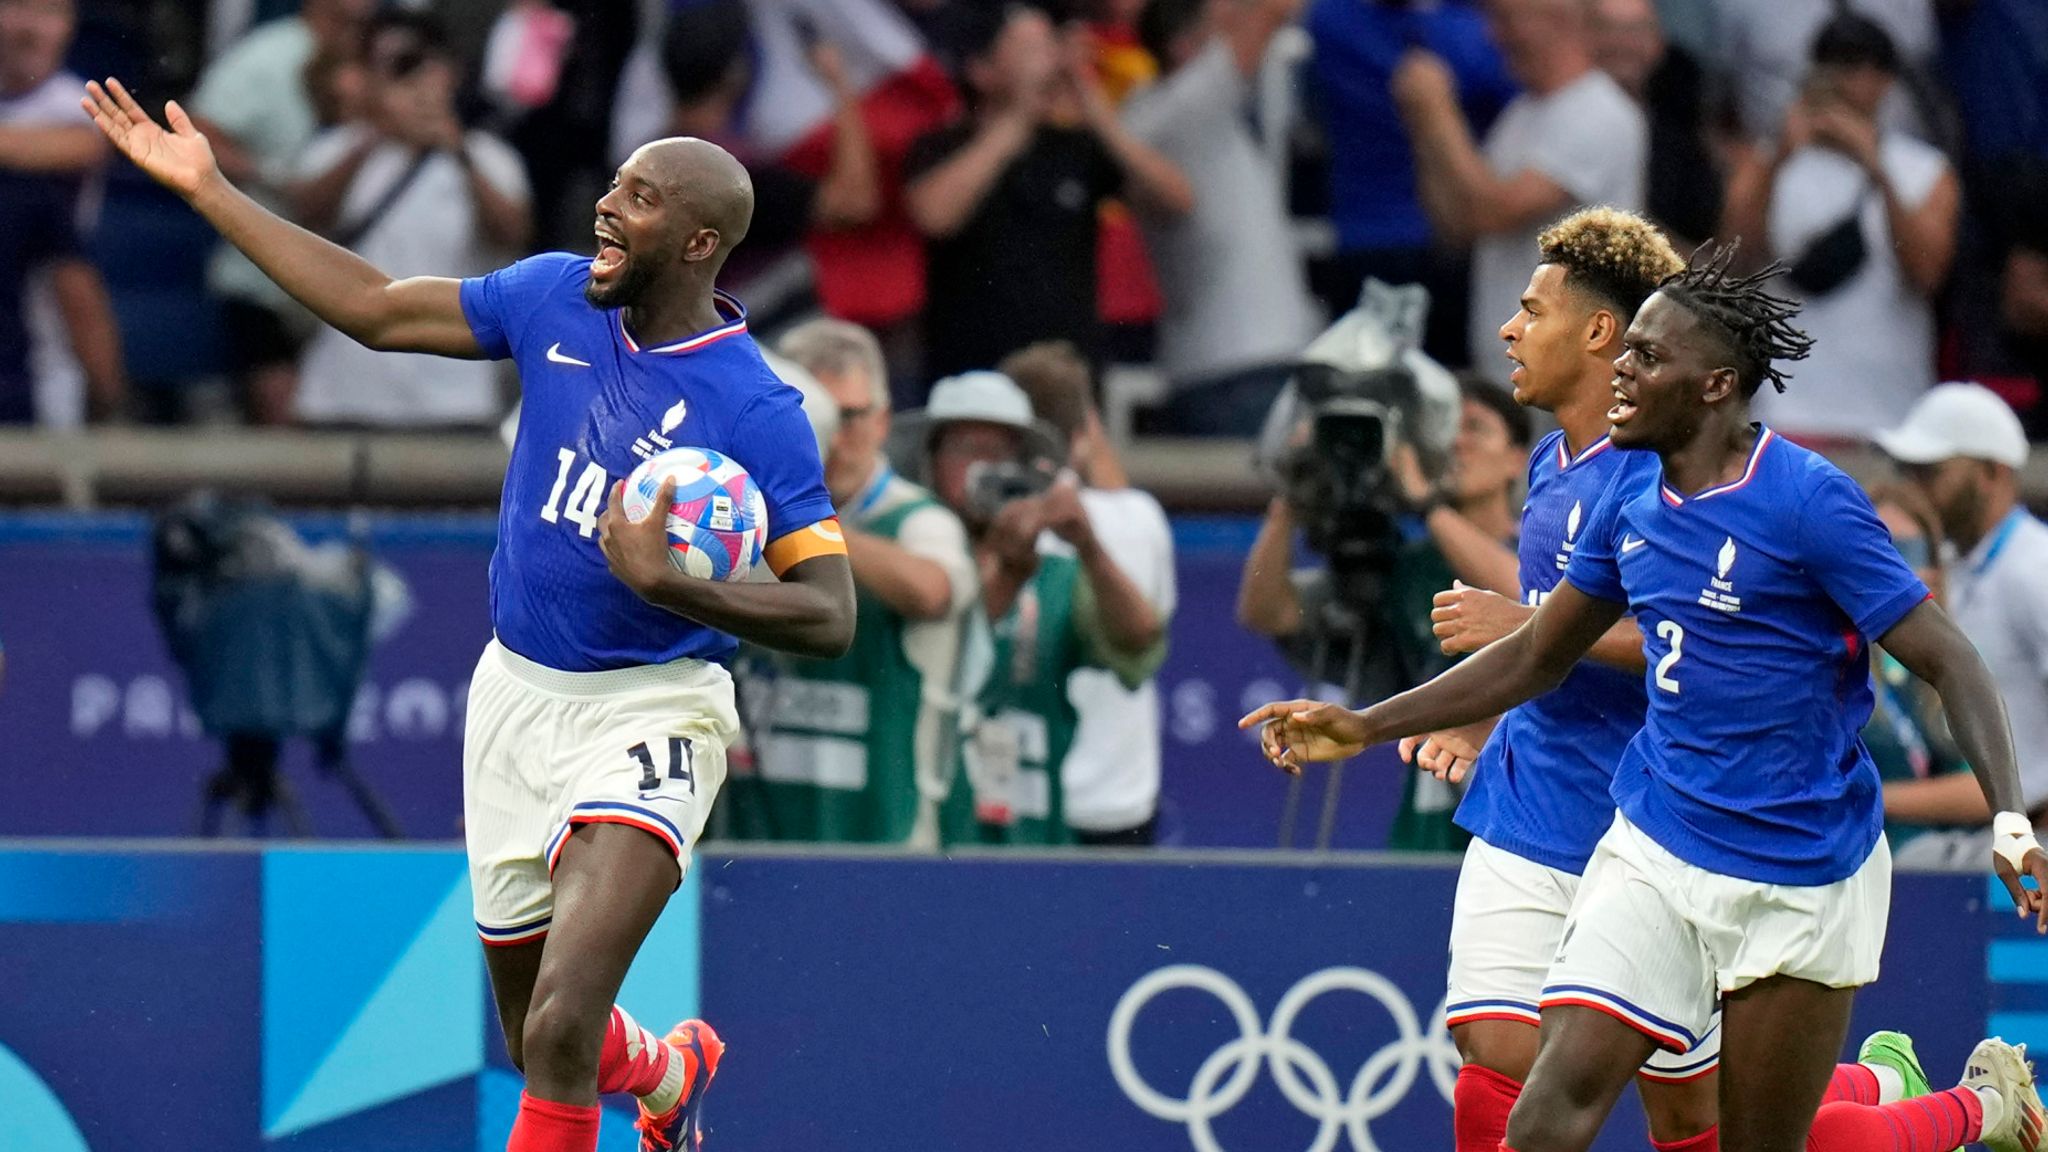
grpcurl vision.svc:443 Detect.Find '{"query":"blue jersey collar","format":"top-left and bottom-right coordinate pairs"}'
top-left (1556, 433), bottom-right (1614, 471)
top-left (618, 290), bottom-right (749, 355)
top-left (1659, 426), bottom-right (1776, 508)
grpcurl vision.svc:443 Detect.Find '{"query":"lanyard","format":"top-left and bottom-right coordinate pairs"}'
top-left (1971, 508), bottom-right (2027, 577)
top-left (849, 463), bottom-right (895, 522)
top-left (1871, 656), bottom-right (1931, 778)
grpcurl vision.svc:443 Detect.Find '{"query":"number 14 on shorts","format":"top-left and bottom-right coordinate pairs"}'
top-left (632, 738), bottom-right (695, 798)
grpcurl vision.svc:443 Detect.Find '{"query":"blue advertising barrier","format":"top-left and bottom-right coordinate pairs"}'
top-left (0, 843), bottom-right (2005, 1151)
top-left (0, 513), bottom-right (1407, 850)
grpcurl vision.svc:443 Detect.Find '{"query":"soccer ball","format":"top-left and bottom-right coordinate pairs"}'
top-left (621, 447), bottom-right (770, 582)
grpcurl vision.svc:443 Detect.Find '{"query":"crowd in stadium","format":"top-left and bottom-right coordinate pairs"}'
top-left (3, 0), bottom-right (2045, 432)
top-left (4, 0), bottom-right (2047, 854)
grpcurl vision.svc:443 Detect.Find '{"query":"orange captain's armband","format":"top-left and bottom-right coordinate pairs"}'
top-left (764, 518), bottom-right (847, 577)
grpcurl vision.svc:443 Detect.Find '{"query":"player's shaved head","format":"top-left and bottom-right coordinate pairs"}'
top-left (634, 137), bottom-right (754, 254)
top-left (588, 137), bottom-right (755, 310)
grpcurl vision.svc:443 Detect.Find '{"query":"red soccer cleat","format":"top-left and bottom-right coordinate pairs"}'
top-left (634, 1019), bottom-right (725, 1152)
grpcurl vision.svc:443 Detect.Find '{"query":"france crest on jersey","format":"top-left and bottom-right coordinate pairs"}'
top-left (1564, 428), bottom-right (1929, 885)
top-left (1456, 431), bottom-right (1659, 873)
top-left (460, 252), bottom-right (839, 671)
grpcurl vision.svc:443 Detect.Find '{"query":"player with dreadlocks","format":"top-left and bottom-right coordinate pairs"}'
top-left (1243, 240), bottom-right (2048, 1152)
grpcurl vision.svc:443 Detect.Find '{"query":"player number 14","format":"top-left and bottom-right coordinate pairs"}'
top-left (1655, 620), bottom-right (1685, 694)
top-left (541, 447), bottom-right (608, 538)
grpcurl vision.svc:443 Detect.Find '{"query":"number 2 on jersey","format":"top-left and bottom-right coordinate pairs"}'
top-left (1655, 620), bottom-right (1685, 694)
top-left (541, 448), bottom-right (608, 537)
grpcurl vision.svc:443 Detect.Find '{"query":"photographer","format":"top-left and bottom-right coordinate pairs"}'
top-left (1000, 341), bottom-right (1176, 846)
top-left (1237, 372), bottom-right (1530, 849)
top-left (289, 11), bottom-right (532, 427)
top-left (727, 319), bottom-right (978, 848)
top-left (896, 370), bottom-right (1166, 845)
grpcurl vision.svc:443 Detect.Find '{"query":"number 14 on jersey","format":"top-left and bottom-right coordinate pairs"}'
top-left (541, 448), bottom-right (608, 538)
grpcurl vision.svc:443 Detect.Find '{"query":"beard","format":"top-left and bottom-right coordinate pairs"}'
top-left (583, 254), bottom-right (661, 311)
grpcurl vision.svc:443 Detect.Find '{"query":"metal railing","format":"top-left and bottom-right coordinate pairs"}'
top-left (0, 427), bottom-right (2040, 513)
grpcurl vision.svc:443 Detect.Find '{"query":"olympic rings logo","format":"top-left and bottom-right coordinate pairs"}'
top-left (1106, 965), bottom-right (1461, 1152)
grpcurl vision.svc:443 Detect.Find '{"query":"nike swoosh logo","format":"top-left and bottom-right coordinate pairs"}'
top-left (1621, 536), bottom-right (1649, 553)
top-left (547, 342), bottom-right (591, 367)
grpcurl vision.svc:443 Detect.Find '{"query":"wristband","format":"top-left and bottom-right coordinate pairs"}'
top-left (1994, 810), bottom-right (2042, 872)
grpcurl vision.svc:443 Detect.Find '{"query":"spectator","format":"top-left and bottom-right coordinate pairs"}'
top-left (187, 0), bottom-right (375, 425)
top-left (1717, 0), bottom-right (1936, 144)
top-left (1121, 0), bottom-right (1323, 435)
top-left (1877, 385), bottom-right (2048, 846)
top-left (641, 3), bottom-right (884, 323)
top-left (903, 4), bottom-right (1192, 384)
top-left (895, 370), bottom-right (1164, 845)
top-left (1722, 13), bottom-right (1958, 443)
top-left (1393, 0), bottom-right (1646, 370)
top-left (611, 0), bottom-right (957, 390)
top-left (1303, 0), bottom-right (1514, 366)
top-left (729, 318), bottom-right (978, 847)
top-left (1999, 157), bottom-right (2048, 439)
top-left (1861, 482), bottom-right (1976, 852)
top-left (1001, 340), bottom-right (1175, 846)
top-left (1589, 0), bottom-right (1721, 248)
top-left (0, 0), bottom-right (124, 425)
top-left (289, 13), bottom-right (531, 428)
top-left (1940, 0), bottom-right (2048, 170)
top-left (1236, 373), bottom-right (1529, 850)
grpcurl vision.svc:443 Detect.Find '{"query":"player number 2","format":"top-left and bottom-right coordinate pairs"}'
top-left (540, 447), bottom-right (608, 538)
top-left (631, 738), bottom-right (695, 795)
top-left (1654, 620), bottom-right (1685, 694)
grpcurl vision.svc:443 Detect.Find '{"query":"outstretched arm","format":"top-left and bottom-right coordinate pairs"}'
top-left (1239, 580), bottom-right (1623, 771)
top-left (1431, 584), bottom-right (1648, 674)
top-left (84, 79), bottom-right (480, 358)
top-left (598, 480), bottom-right (856, 659)
top-left (1880, 598), bottom-right (2048, 926)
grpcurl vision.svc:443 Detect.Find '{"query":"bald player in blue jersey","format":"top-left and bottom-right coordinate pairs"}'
top-left (85, 79), bottom-right (855, 1152)
top-left (1245, 241), bottom-right (2048, 1152)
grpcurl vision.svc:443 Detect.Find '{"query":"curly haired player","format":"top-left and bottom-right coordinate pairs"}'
top-left (1247, 241), bottom-right (2048, 1152)
top-left (1399, 210), bottom-right (1963, 1152)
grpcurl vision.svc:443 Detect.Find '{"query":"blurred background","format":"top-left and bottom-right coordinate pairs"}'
top-left (2, 0), bottom-right (2046, 1147)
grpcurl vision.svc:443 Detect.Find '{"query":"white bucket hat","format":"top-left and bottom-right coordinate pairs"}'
top-left (889, 371), bottom-right (1066, 481)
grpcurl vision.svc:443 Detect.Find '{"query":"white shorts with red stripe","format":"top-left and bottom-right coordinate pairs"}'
top-left (1542, 813), bottom-right (1890, 1062)
top-left (1447, 835), bottom-right (1723, 1082)
top-left (464, 639), bottom-right (737, 946)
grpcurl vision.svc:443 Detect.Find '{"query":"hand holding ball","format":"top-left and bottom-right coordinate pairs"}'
top-left (620, 447), bottom-right (770, 582)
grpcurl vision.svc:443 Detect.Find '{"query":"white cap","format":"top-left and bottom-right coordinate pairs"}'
top-left (889, 371), bottom-right (1065, 473)
top-left (923, 371), bottom-right (1040, 430)
top-left (1874, 382), bottom-right (2028, 469)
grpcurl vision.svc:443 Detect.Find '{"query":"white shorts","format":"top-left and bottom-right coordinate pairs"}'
top-left (463, 640), bottom-right (737, 946)
top-left (1447, 836), bottom-right (1722, 1082)
top-left (1542, 813), bottom-right (1890, 1057)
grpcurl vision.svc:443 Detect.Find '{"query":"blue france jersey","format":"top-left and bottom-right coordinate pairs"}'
top-left (461, 253), bottom-right (837, 671)
top-left (1456, 433), bottom-right (1658, 873)
top-left (1564, 428), bottom-right (1929, 885)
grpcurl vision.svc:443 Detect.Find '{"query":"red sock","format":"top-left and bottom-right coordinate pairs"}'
top-left (595, 1005), bottom-right (672, 1097)
top-left (1820, 1062), bottom-right (1880, 1105)
top-left (506, 1092), bottom-right (600, 1152)
top-left (1651, 1125), bottom-right (1717, 1151)
top-left (1456, 1065), bottom-right (1522, 1152)
top-left (1803, 1089), bottom-right (1984, 1152)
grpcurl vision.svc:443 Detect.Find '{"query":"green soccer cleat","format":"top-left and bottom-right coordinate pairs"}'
top-left (1859, 1030), bottom-right (1933, 1100)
